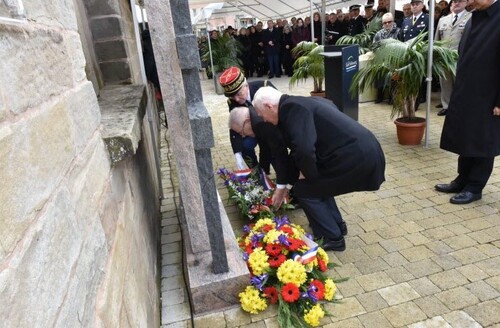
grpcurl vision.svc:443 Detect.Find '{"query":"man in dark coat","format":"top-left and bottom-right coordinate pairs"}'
top-left (262, 20), bottom-right (282, 78)
top-left (253, 87), bottom-right (386, 251)
top-left (348, 5), bottom-right (367, 35)
top-left (401, 0), bottom-right (429, 41)
top-left (219, 66), bottom-right (276, 173)
top-left (436, 0), bottom-right (500, 204)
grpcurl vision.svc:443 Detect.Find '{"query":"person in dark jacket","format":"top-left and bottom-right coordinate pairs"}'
top-left (237, 27), bottom-right (253, 77)
top-left (348, 4), bottom-right (367, 35)
top-left (253, 87), bottom-right (386, 251)
top-left (281, 25), bottom-right (294, 77)
top-left (325, 13), bottom-right (342, 45)
top-left (219, 66), bottom-right (276, 172)
top-left (291, 18), bottom-right (311, 46)
top-left (263, 20), bottom-right (282, 78)
top-left (436, 0), bottom-right (500, 204)
top-left (312, 11), bottom-right (323, 43)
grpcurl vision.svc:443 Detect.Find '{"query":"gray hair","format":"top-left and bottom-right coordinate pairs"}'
top-left (228, 106), bottom-right (250, 131)
top-left (252, 87), bottom-right (283, 113)
top-left (382, 13), bottom-right (394, 21)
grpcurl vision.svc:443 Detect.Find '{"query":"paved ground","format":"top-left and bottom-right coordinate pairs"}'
top-left (160, 75), bottom-right (500, 328)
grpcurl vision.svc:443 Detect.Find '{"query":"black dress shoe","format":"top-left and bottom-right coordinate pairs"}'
top-left (322, 237), bottom-right (346, 252)
top-left (268, 75), bottom-right (274, 79)
top-left (437, 108), bottom-right (447, 116)
top-left (436, 103), bottom-right (443, 108)
top-left (435, 181), bottom-right (463, 193)
top-left (339, 221), bottom-right (348, 236)
top-left (450, 191), bottom-right (482, 204)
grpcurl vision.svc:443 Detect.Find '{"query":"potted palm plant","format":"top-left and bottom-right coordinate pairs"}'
top-left (350, 32), bottom-right (458, 145)
top-left (289, 41), bottom-right (325, 96)
top-left (201, 34), bottom-right (242, 94)
top-left (336, 17), bottom-right (382, 54)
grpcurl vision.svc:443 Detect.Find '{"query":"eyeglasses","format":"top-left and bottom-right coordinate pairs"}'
top-left (382, 20), bottom-right (393, 24)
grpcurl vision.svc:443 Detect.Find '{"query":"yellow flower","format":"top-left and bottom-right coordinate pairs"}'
top-left (303, 304), bottom-right (325, 326)
top-left (263, 229), bottom-right (283, 244)
top-left (291, 225), bottom-right (305, 237)
top-left (276, 259), bottom-right (307, 285)
top-left (324, 279), bottom-right (337, 301)
top-left (317, 247), bottom-right (329, 264)
top-left (253, 218), bottom-right (275, 231)
top-left (239, 286), bottom-right (268, 314)
top-left (248, 247), bottom-right (270, 275)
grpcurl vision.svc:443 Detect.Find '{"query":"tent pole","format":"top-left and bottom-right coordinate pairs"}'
top-left (206, 18), bottom-right (216, 90)
top-left (321, 0), bottom-right (326, 45)
top-left (424, 0), bottom-right (435, 148)
top-left (310, 0), bottom-right (314, 42)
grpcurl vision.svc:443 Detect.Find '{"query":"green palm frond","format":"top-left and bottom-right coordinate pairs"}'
top-left (290, 42), bottom-right (325, 93)
top-left (336, 17), bottom-right (382, 54)
top-left (201, 35), bottom-right (243, 75)
top-left (350, 32), bottom-right (458, 119)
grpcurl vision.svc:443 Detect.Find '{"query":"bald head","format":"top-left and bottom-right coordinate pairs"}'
top-left (252, 87), bottom-right (283, 125)
top-left (229, 106), bottom-right (254, 137)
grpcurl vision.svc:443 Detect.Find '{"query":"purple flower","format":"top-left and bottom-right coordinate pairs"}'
top-left (278, 234), bottom-right (291, 246)
top-left (243, 225), bottom-right (251, 233)
top-left (251, 233), bottom-right (264, 247)
top-left (273, 216), bottom-right (290, 229)
top-left (301, 285), bottom-right (319, 303)
top-left (250, 273), bottom-right (269, 291)
top-left (243, 252), bottom-right (249, 261)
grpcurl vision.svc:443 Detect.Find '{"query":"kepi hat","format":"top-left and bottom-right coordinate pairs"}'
top-left (410, 0), bottom-right (423, 3)
top-left (219, 66), bottom-right (245, 97)
top-left (349, 4), bottom-right (361, 11)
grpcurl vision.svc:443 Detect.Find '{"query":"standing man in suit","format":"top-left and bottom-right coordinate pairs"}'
top-left (436, 0), bottom-right (500, 204)
top-left (263, 20), bottom-right (282, 78)
top-left (434, 0), bottom-right (471, 116)
top-left (219, 66), bottom-right (276, 172)
top-left (252, 87), bottom-right (386, 252)
top-left (348, 4), bottom-right (367, 35)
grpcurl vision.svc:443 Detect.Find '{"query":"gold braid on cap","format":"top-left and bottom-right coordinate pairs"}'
top-left (223, 72), bottom-right (245, 95)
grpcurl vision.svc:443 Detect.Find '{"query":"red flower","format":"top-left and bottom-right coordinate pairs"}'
top-left (245, 242), bottom-right (262, 255)
top-left (268, 254), bottom-right (286, 268)
top-left (281, 283), bottom-right (300, 303)
top-left (264, 286), bottom-right (279, 304)
top-left (262, 224), bottom-right (274, 233)
top-left (265, 243), bottom-right (283, 256)
top-left (264, 197), bottom-right (273, 206)
top-left (279, 226), bottom-right (294, 235)
top-left (310, 280), bottom-right (325, 300)
top-left (287, 238), bottom-right (306, 251)
top-left (317, 258), bottom-right (328, 272)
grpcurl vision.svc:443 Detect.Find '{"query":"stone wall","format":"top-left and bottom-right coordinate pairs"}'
top-left (0, 0), bottom-right (160, 326)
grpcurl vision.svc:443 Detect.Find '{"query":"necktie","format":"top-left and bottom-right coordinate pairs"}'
top-left (452, 14), bottom-right (458, 25)
top-left (412, 16), bottom-right (416, 24)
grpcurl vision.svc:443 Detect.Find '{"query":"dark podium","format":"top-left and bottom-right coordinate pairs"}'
top-left (321, 44), bottom-right (359, 121)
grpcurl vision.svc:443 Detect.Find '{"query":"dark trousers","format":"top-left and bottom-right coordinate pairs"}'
top-left (242, 136), bottom-right (258, 168)
top-left (454, 156), bottom-right (495, 194)
top-left (267, 53), bottom-right (281, 77)
top-left (295, 196), bottom-right (343, 240)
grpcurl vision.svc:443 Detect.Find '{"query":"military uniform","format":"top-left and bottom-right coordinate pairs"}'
top-left (401, 12), bottom-right (429, 41)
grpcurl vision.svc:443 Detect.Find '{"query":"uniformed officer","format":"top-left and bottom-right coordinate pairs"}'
top-left (401, 0), bottom-right (429, 41)
top-left (348, 4), bottom-right (367, 35)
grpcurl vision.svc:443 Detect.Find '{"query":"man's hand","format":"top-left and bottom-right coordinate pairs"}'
top-left (493, 106), bottom-right (500, 116)
top-left (272, 187), bottom-right (288, 209)
top-left (235, 153), bottom-right (249, 170)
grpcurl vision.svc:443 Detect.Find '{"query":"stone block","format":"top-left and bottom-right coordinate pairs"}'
top-left (404, 259), bottom-right (443, 278)
top-left (324, 297), bottom-right (366, 321)
top-left (413, 296), bottom-right (450, 318)
top-left (464, 300), bottom-right (500, 327)
top-left (443, 310), bottom-right (482, 328)
top-left (408, 316), bottom-right (453, 328)
top-left (378, 282), bottom-right (420, 305)
top-left (358, 311), bottom-right (392, 328)
top-left (408, 277), bottom-right (442, 297)
top-left (0, 87), bottom-right (5, 122)
top-left (95, 39), bottom-right (127, 61)
top-left (23, 0), bottom-right (78, 30)
top-left (428, 269), bottom-right (469, 291)
top-left (380, 302), bottom-right (427, 327)
top-left (176, 35), bottom-right (200, 70)
top-left (356, 272), bottom-right (395, 292)
top-left (83, 0), bottom-right (121, 16)
top-left (465, 280), bottom-right (500, 301)
top-left (223, 306), bottom-right (252, 328)
top-left (0, 24), bottom-right (74, 115)
top-left (99, 60), bottom-right (132, 83)
top-left (0, 189), bottom-right (88, 327)
top-left (435, 286), bottom-right (480, 310)
top-left (189, 102), bottom-right (214, 149)
top-left (355, 291), bottom-right (389, 312)
top-left (193, 312), bottom-right (226, 328)
top-left (0, 96), bottom-right (78, 261)
top-left (90, 16), bottom-right (123, 40)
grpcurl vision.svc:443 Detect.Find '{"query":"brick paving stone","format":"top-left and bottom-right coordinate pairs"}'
top-left (379, 236), bottom-right (413, 253)
top-left (405, 232), bottom-right (431, 246)
top-left (382, 252), bottom-right (410, 267)
top-left (263, 316), bottom-right (280, 328)
top-left (486, 275), bottom-right (500, 291)
top-left (454, 208), bottom-right (487, 220)
top-left (223, 307), bottom-right (252, 327)
top-left (477, 244), bottom-right (500, 257)
top-left (408, 277), bottom-right (442, 297)
top-left (475, 256), bottom-right (500, 276)
top-left (361, 244), bottom-right (388, 259)
top-left (162, 321), bottom-right (191, 328)
top-left (431, 254), bottom-right (463, 270)
top-left (451, 247), bottom-right (489, 265)
top-left (467, 230), bottom-right (497, 244)
top-left (162, 264), bottom-right (182, 278)
top-left (354, 258), bottom-right (391, 275)
top-left (442, 234), bottom-right (478, 250)
top-left (400, 245), bottom-right (436, 262)
top-left (378, 282), bottom-right (420, 305)
top-left (404, 258), bottom-right (443, 278)
top-left (162, 303), bottom-right (192, 325)
top-left (237, 322), bottom-right (266, 328)
top-left (428, 269), bottom-right (469, 290)
top-left (424, 226), bottom-right (457, 241)
top-left (378, 226), bottom-right (408, 239)
top-left (337, 279), bottom-right (366, 298)
top-left (408, 316), bottom-right (453, 328)
top-left (465, 300), bottom-right (500, 327)
top-left (193, 312), bottom-right (227, 328)
top-left (323, 317), bottom-right (364, 328)
top-left (435, 286), bottom-right (480, 310)
top-left (381, 301), bottom-right (427, 327)
top-left (456, 264), bottom-right (489, 282)
top-left (357, 311), bottom-right (392, 328)
top-left (414, 295), bottom-right (451, 318)
top-left (465, 280), bottom-right (500, 302)
top-left (358, 219), bottom-right (389, 232)
top-left (356, 272), bottom-right (395, 292)
top-left (335, 247), bottom-right (370, 264)
top-left (325, 297), bottom-right (366, 321)
top-left (355, 291), bottom-right (389, 312)
top-left (442, 310), bottom-right (482, 328)
top-left (385, 266), bottom-right (415, 283)
top-left (333, 263), bottom-right (362, 279)
top-left (161, 288), bottom-right (185, 305)
top-left (358, 231), bottom-right (384, 245)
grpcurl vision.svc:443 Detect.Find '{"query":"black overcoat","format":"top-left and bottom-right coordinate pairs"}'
top-left (440, 1), bottom-right (500, 157)
top-left (277, 95), bottom-right (385, 198)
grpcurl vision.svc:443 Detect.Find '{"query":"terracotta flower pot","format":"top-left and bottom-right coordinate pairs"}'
top-left (394, 117), bottom-right (426, 145)
top-left (310, 91), bottom-right (326, 97)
